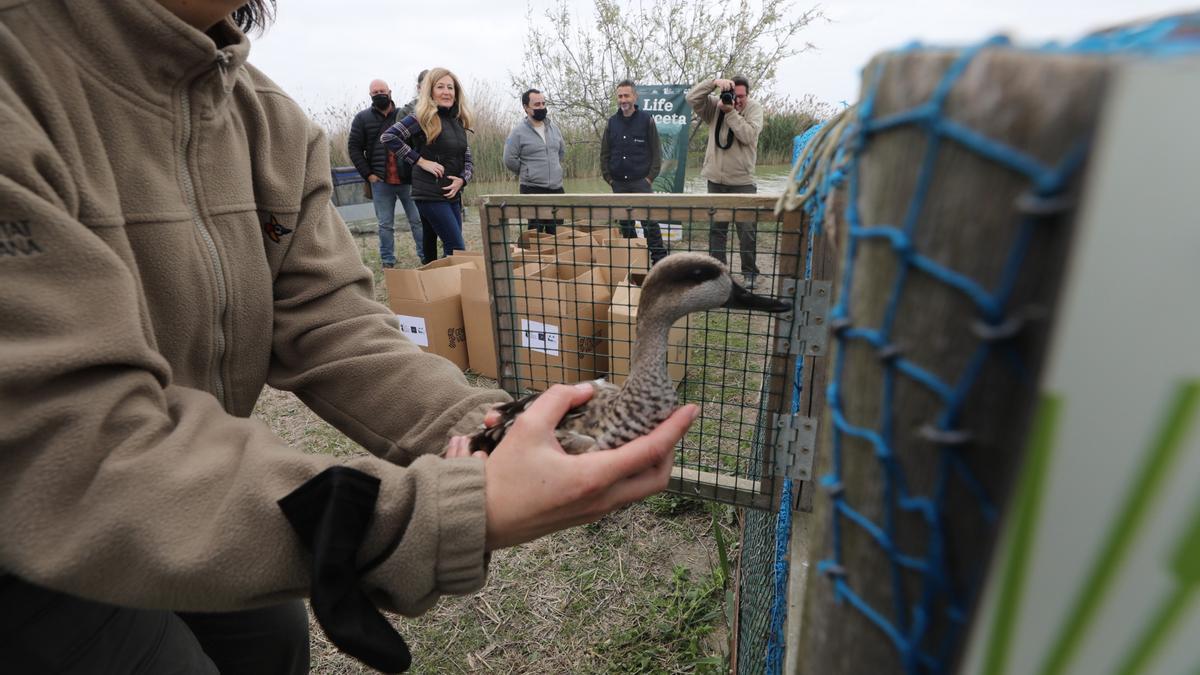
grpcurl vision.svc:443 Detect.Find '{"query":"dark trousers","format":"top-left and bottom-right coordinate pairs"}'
top-left (611, 178), bottom-right (667, 264)
top-left (519, 183), bottom-right (565, 234)
top-left (0, 575), bottom-right (309, 674)
top-left (416, 199), bottom-right (466, 261)
top-left (707, 180), bottom-right (759, 277)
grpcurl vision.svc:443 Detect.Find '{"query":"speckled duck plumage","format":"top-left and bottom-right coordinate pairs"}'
top-left (468, 252), bottom-right (789, 454)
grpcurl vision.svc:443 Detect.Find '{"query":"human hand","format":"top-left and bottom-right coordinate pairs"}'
top-left (483, 383), bottom-right (699, 551)
top-left (367, 174), bottom-right (381, 183)
top-left (714, 78), bottom-right (735, 92)
top-left (418, 158), bottom-right (445, 178)
top-left (718, 101), bottom-right (734, 114)
top-left (443, 176), bottom-right (464, 199)
top-left (444, 435), bottom-right (488, 460)
top-left (482, 406), bottom-right (502, 428)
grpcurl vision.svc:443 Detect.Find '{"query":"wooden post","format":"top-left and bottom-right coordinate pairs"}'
top-left (795, 49), bottom-right (1111, 673)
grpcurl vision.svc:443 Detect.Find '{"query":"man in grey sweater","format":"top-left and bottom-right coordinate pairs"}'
top-left (504, 88), bottom-right (566, 234)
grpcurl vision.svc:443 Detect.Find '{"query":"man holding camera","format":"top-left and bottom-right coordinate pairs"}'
top-left (687, 76), bottom-right (764, 288)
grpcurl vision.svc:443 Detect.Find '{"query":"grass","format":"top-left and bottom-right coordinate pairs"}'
top-left (253, 222), bottom-right (739, 673)
top-left (255, 386), bottom-right (736, 675)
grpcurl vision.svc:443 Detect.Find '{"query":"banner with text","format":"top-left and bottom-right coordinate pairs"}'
top-left (641, 84), bottom-right (691, 193)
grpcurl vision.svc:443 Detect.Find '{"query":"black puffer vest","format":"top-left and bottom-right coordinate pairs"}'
top-left (605, 107), bottom-right (653, 182)
top-left (349, 105), bottom-right (413, 182)
top-left (412, 108), bottom-right (469, 202)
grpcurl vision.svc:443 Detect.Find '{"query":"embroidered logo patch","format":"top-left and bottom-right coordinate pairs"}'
top-left (261, 213), bottom-right (293, 243)
top-left (0, 220), bottom-right (43, 258)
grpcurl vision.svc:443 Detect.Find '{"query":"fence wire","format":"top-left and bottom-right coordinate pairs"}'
top-left (479, 195), bottom-right (809, 510)
top-left (738, 502), bottom-right (781, 672)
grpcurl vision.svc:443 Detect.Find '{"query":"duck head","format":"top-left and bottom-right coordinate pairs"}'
top-left (637, 252), bottom-right (790, 325)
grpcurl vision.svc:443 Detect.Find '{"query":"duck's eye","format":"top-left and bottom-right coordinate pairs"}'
top-left (689, 266), bottom-right (721, 282)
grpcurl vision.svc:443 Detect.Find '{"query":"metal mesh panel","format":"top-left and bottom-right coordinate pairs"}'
top-left (479, 194), bottom-right (806, 509)
top-left (736, 504), bottom-right (779, 674)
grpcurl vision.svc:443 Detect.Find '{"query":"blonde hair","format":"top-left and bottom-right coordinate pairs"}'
top-left (415, 67), bottom-right (472, 143)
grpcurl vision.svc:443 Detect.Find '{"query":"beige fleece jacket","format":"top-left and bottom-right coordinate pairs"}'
top-left (686, 79), bottom-right (765, 187)
top-left (0, 0), bottom-right (509, 615)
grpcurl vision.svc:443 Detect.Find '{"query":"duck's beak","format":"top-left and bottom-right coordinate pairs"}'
top-left (723, 281), bottom-right (791, 312)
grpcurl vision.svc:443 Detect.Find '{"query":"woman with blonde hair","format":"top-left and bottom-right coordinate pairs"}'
top-left (381, 67), bottom-right (473, 261)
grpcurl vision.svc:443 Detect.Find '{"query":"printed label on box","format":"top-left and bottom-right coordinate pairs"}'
top-left (520, 318), bottom-right (560, 356)
top-left (396, 314), bottom-right (429, 347)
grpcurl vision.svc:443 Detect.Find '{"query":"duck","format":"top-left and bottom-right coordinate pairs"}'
top-left (468, 252), bottom-right (791, 454)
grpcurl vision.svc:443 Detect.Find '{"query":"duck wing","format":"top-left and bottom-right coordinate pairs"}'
top-left (466, 380), bottom-right (618, 454)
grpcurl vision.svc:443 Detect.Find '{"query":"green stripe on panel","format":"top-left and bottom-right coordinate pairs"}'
top-left (1039, 380), bottom-right (1199, 675)
top-left (1115, 488), bottom-right (1200, 675)
top-left (982, 395), bottom-right (1062, 675)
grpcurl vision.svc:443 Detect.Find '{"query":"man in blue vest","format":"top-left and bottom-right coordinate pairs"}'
top-left (348, 77), bottom-right (424, 268)
top-left (600, 79), bottom-right (667, 264)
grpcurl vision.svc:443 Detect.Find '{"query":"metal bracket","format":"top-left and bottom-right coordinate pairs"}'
top-left (773, 414), bottom-right (818, 481)
top-left (776, 279), bottom-right (832, 357)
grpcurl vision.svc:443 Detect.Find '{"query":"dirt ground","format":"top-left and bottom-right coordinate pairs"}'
top-left (254, 385), bottom-right (733, 674)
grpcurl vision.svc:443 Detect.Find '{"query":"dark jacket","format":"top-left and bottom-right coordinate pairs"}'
top-left (380, 110), bottom-right (474, 202)
top-left (600, 106), bottom-right (661, 184)
top-left (347, 103), bottom-right (413, 182)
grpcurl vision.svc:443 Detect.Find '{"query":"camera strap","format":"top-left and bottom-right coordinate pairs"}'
top-left (714, 110), bottom-right (735, 150)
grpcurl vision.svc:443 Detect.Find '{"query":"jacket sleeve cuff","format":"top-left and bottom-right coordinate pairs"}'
top-left (446, 400), bottom-right (498, 438)
top-left (433, 458), bottom-right (489, 593)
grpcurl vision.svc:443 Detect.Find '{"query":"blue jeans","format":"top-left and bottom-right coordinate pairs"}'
top-left (371, 181), bottom-right (423, 266)
top-left (415, 200), bottom-right (466, 260)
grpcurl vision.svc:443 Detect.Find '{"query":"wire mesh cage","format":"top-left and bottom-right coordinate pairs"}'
top-left (735, 504), bottom-right (781, 672)
top-left (478, 193), bottom-right (827, 511)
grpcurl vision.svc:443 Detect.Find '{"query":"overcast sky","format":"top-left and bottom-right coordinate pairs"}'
top-left (249, 1), bottom-right (1190, 119)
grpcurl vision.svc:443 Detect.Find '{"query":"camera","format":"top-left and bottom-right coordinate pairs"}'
top-left (720, 91), bottom-right (734, 105)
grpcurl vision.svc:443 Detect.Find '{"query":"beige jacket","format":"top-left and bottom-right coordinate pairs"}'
top-left (687, 79), bottom-right (764, 186)
top-left (0, 0), bottom-right (509, 615)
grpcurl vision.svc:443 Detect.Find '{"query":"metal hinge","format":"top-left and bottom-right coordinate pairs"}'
top-left (776, 279), bottom-right (831, 357)
top-left (773, 414), bottom-right (818, 481)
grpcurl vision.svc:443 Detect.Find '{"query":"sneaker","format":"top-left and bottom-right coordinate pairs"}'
top-left (743, 274), bottom-right (758, 291)
top-left (382, 263), bottom-right (395, 269)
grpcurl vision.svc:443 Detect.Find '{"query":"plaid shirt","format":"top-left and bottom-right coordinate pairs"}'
top-left (380, 114), bottom-right (474, 184)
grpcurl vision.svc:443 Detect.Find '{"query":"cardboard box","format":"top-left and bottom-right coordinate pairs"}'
top-left (518, 228), bottom-right (599, 257)
top-left (510, 262), bottom-right (611, 390)
top-left (509, 244), bottom-right (556, 268)
top-left (384, 257), bottom-right (475, 370)
top-left (608, 272), bottom-right (688, 388)
top-left (593, 231), bottom-right (650, 291)
top-left (450, 251), bottom-right (500, 379)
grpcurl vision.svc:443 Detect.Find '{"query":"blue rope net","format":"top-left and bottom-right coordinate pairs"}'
top-left (820, 38), bottom-right (1095, 672)
top-left (762, 120), bottom-right (824, 675)
top-left (767, 14), bottom-right (1200, 675)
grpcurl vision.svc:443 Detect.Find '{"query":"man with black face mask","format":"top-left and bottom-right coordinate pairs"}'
top-left (503, 88), bottom-right (566, 234)
top-left (348, 78), bottom-right (424, 267)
